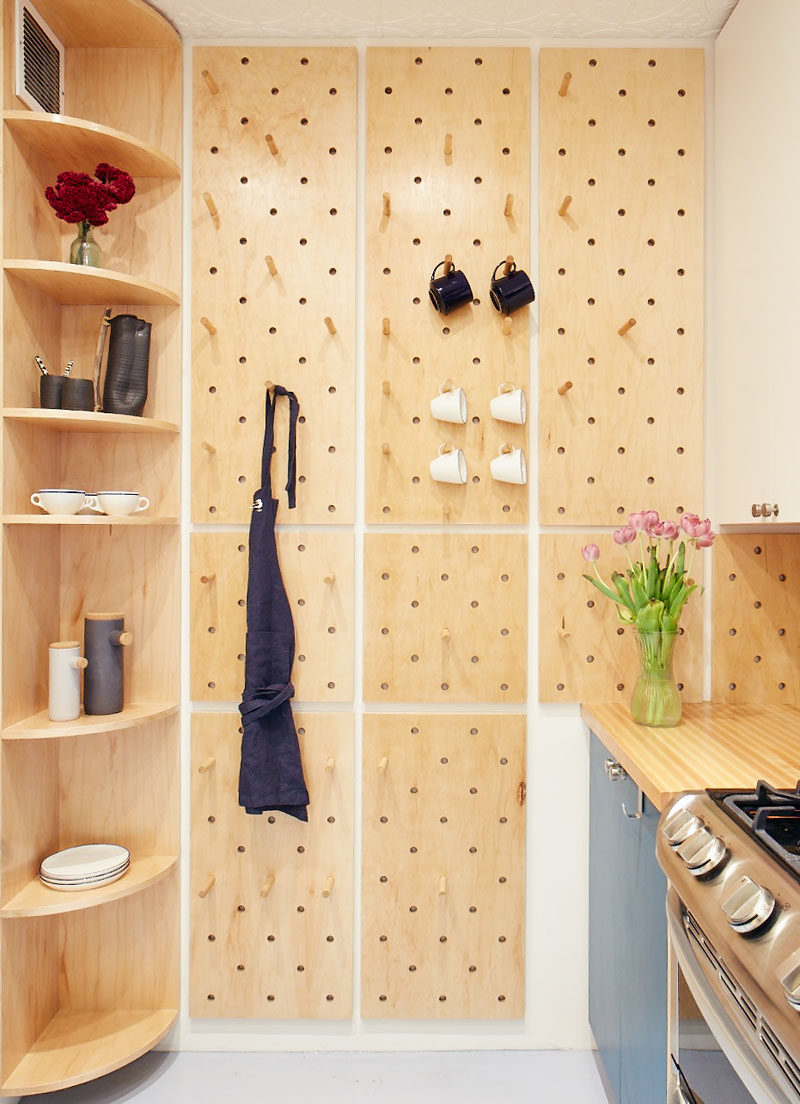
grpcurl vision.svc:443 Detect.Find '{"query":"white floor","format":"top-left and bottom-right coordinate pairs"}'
top-left (20, 1050), bottom-right (609, 1103)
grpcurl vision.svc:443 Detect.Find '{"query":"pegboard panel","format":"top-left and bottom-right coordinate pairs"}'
top-left (191, 47), bottom-right (356, 525)
top-left (190, 710), bottom-right (353, 1018)
top-left (361, 714), bottom-right (525, 1019)
top-left (539, 532), bottom-right (703, 703)
top-left (364, 533), bottom-right (527, 703)
top-left (365, 47), bottom-right (531, 525)
top-left (539, 49), bottom-right (704, 524)
top-left (190, 530), bottom-right (353, 703)
top-left (713, 534), bottom-right (800, 704)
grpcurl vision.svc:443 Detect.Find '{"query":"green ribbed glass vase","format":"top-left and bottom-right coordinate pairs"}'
top-left (630, 629), bottom-right (682, 727)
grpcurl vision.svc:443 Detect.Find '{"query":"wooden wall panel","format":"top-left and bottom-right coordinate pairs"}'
top-left (191, 47), bottom-right (356, 525)
top-left (364, 533), bottom-right (527, 703)
top-left (539, 532), bottom-right (704, 703)
top-left (713, 535), bottom-right (800, 704)
top-left (190, 711), bottom-right (353, 1018)
top-left (539, 48), bottom-right (704, 524)
top-left (191, 530), bottom-right (353, 703)
top-left (365, 47), bottom-right (530, 525)
top-left (361, 714), bottom-right (525, 1019)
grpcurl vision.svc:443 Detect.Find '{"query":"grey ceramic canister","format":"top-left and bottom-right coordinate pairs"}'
top-left (102, 314), bottom-right (152, 417)
top-left (83, 613), bottom-right (133, 715)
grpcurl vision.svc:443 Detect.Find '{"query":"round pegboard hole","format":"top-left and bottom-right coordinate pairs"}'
top-left (441, 683), bottom-right (449, 691)
top-left (677, 386), bottom-right (685, 395)
top-left (618, 148), bottom-right (626, 156)
top-left (411, 655), bottom-right (419, 663)
top-left (209, 146), bottom-right (218, 154)
top-left (754, 546), bottom-right (762, 555)
top-left (240, 117), bottom-right (248, 125)
top-left (411, 600), bottom-right (419, 608)
top-left (498, 936), bottom-right (506, 943)
top-left (270, 208), bottom-right (277, 216)
top-left (558, 148), bottom-right (566, 157)
top-left (618, 208), bottom-right (625, 216)
top-left (502, 147), bottom-right (510, 155)
top-left (381, 627), bottom-right (389, 636)
top-left (779, 628), bottom-right (786, 636)
top-left (618, 88), bottom-right (626, 96)
top-left (469, 905), bottom-right (477, 913)
top-left (471, 600), bottom-right (479, 608)
top-left (409, 905), bottom-right (417, 913)
top-left (381, 682), bottom-right (389, 691)
top-left (678, 148), bottom-right (686, 156)
top-left (587, 238), bottom-right (595, 246)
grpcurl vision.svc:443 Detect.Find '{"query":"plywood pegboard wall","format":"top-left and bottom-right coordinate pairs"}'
top-left (364, 532), bottom-right (527, 703)
top-left (191, 531), bottom-right (353, 704)
top-left (361, 714), bottom-right (525, 1019)
top-left (365, 47), bottom-right (531, 525)
top-left (191, 47), bottom-right (356, 525)
top-left (538, 48), bottom-right (704, 525)
top-left (190, 711), bottom-right (353, 1018)
top-left (713, 534), bottom-right (800, 705)
top-left (539, 532), bottom-right (704, 703)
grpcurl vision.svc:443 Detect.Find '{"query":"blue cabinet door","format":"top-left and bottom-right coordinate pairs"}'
top-left (588, 733), bottom-right (668, 1104)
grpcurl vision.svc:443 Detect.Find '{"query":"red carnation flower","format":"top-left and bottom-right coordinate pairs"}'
top-left (44, 163), bottom-right (136, 227)
top-left (94, 163), bottom-right (135, 205)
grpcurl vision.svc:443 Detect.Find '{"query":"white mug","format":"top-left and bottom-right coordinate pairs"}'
top-left (490, 383), bottom-right (527, 425)
top-left (92, 492), bottom-right (151, 517)
top-left (430, 382), bottom-right (467, 424)
top-left (429, 444), bottom-right (467, 485)
top-left (490, 444), bottom-right (527, 485)
top-left (30, 489), bottom-right (97, 516)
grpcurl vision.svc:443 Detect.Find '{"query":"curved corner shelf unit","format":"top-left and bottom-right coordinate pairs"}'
top-left (0, 1008), bottom-right (178, 1097)
top-left (2, 702), bottom-right (178, 741)
top-left (2, 262), bottom-right (180, 307)
top-left (3, 112), bottom-right (180, 182)
top-left (1, 855), bottom-right (178, 918)
top-left (3, 515), bottom-right (179, 526)
top-left (2, 409), bottom-right (179, 435)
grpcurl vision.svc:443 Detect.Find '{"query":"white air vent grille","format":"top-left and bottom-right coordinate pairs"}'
top-left (15, 1), bottom-right (64, 114)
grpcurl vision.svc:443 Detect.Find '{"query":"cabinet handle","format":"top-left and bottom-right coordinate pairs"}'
top-left (604, 757), bottom-right (627, 782)
top-left (622, 788), bottom-right (643, 820)
top-left (751, 502), bottom-right (780, 518)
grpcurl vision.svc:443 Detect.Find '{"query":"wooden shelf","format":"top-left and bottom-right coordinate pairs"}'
top-left (0, 1007), bottom-right (178, 1096)
top-left (24, 0), bottom-right (179, 48)
top-left (3, 262), bottom-right (179, 307)
top-left (2, 702), bottom-right (178, 741)
top-left (1, 855), bottom-right (177, 918)
top-left (3, 515), bottom-right (178, 526)
top-left (4, 113), bottom-right (180, 181)
top-left (3, 409), bottom-right (179, 434)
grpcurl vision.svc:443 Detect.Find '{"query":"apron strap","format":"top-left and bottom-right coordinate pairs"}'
top-left (260, 385), bottom-right (299, 509)
top-left (239, 680), bottom-right (295, 722)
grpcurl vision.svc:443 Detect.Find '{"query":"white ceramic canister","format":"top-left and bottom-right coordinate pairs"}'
top-left (49, 641), bottom-right (88, 722)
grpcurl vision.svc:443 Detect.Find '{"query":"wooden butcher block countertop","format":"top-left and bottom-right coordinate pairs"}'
top-left (581, 702), bottom-right (800, 812)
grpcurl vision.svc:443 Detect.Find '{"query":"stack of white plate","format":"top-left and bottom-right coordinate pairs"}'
top-left (39, 844), bottom-right (130, 892)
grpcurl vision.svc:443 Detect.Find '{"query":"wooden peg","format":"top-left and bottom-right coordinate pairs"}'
top-left (201, 441), bottom-right (216, 455)
top-left (438, 876), bottom-right (447, 896)
top-left (503, 255), bottom-right (514, 276)
top-left (377, 756), bottom-right (389, 773)
top-left (558, 195), bottom-right (573, 217)
top-left (441, 627), bottom-right (450, 641)
top-left (503, 317), bottom-right (512, 336)
top-left (198, 874), bottom-right (216, 898)
top-left (440, 378), bottom-right (454, 393)
top-left (200, 317), bottom-right (217, 335)
top-left (200, 573), bottom-right (216, 585)
top-left (201, 69), bottom-right (219, 95)
top-left (381, 442), bottom-right (391, 455)
top-left (265, 133), bottom-right (279, 156)
top-left (325, 757), bottom-right (335, 772)
top-left (202, 192), bottom-right (218, 222)
top-left (557, 380), bottom-right (573, 396)
top-left (322, 875), bottom-right (335, 898)
top-left (444, 132), bottom-right (453, 157)
top-left (198, 756), bottom-right (216, 774)
top-left (74, 657), bottom-right (88, 670)
top-left (324, 571), bottom-right (336, 584)
top-left (116, 631), bottom-right (133, 647)
top-left (382, 379), bottom-right (391, 395)
top-left (558, 71), bottom-right (572, 97)
top-left (443, 254), bottom-right (454, 275)
top-left (499, 442), bottom-right (514, 455)
top-left (382, 192), bottom-right (391, 217)
top-left (504, 193), bottom-right (514, 217)
top-left (324, 316), bottom-right (337, 335)
top-left (265, 380), bottom-right (275, 391)
top-left (261, 873), bottom-right (276, 898)
top-left (265, 255), bottom-right (278, 276)
top-left (382, 317), bottom-right (391, 336)
top-left (557, 616), bottom-right (571, 640)
top-left (618, 317), bottom-right (637, 336)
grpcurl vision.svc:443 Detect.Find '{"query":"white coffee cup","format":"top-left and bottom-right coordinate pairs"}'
top-left (92, 492), bottom-right (151, 517)
top-left (430, 381), bottom-right (467, 424)
top-left (490, 383), bottom-right (527, 425)
top-left (429, 444), bottom-right (467, 484)
top-left (30, 489), bottom-right (97, 516)
top-left (490, 444), bottom-right (527, 485)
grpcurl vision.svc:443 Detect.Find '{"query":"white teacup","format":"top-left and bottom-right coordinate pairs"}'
top-left (430, 382), bottom-right (467, 424)
top-left (490, 444), bottom-right (527, 485)
top-left (31, 489), bottom-right (97, 516)
top-left (490, 383), bottom-right (527, 425)
top-left (429, 444), bottom-right (467, 485)
top-left (92, 492), bottom-right (151, 517)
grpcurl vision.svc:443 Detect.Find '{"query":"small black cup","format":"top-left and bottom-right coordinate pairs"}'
top-left (429, 260), bottom-right (474, 315)
top-left (39, 376), bottom-right (64, 409)
top-left (61, 378), bottom-right (95, 412)
top-left (490, 260), bottom-right (536, 316)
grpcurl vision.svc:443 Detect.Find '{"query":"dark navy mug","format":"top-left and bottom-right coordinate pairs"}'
top-left (490, 259), bottom-right (536, 316)
top-left (429, 259), bottom-right (474, 315)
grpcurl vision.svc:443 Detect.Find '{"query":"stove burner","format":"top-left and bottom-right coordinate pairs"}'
top-left (710, 780), bottom-right (800, 882)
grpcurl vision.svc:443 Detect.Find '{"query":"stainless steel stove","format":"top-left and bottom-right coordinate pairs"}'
top-left (657, 783), bottom-right (800, 1104)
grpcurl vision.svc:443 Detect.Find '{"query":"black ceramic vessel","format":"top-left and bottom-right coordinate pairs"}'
top-left (102, 314), bottom-right (152, 417)
top-left (83, 612), bottom-right (132, 715)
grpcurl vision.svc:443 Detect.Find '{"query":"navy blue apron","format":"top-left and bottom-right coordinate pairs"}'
top-left (238, 385), bottom-right (309, 821)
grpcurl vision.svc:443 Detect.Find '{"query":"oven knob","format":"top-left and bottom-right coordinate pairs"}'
top-left (661, 807), bottom-right (701, 848)
top-left (780, 965), bottom-right (800, 1011)
top-left (676, 828), bottom-right (727, 876)
top-left (722, 877), bottom-right (776, 934)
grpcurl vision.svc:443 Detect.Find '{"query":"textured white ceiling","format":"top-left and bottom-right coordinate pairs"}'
top-left (153, 0), bottom-right (738, 40)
